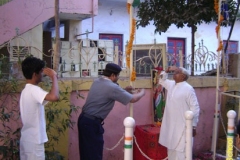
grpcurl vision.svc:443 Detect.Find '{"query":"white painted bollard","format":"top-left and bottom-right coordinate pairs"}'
top-left (185, 111), bottom-right (194, 160)
top-left (123, 117), bottom-right (135, 160)
top-left (226, 110), bottom-right (236, 160)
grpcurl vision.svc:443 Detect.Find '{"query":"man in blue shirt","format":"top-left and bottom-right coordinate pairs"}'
top-left (78, 63), bottom-right (145, 160)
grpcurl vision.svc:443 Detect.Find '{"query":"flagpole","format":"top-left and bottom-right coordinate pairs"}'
top-left (129, 1), bottom-right (133, 117)
top-left (212, 0), bottom-right (222, 159)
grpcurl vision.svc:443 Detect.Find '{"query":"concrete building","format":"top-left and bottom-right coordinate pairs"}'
top-left (0, 0), bottom-right (240, 159)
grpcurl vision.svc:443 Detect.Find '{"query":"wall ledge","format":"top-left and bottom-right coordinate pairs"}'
top-left (16, 76), bottom-right (240, 92)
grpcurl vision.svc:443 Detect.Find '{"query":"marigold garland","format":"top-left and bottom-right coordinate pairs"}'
top-left (126, 18), bottom-right (136, 68)
top-left (127, 3), bottom-right (131, 14)
top-left (215, 15), bottom-right (224, 38)
top-left (214, 0), bottom-right (219, 14)
top-left (126, 3), bottom-right (136, 81)
top-left (217, 41), bottom-right (223, 52)
top-left (214, 0), bottom-right (224, 52)
top-left (215, 25), bottom-right (220, 37)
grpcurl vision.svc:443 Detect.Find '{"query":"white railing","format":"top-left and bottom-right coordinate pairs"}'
top-left (128, 39), bottom-right (219, 76)
top-left (167, 40), bottom-right (219, 76)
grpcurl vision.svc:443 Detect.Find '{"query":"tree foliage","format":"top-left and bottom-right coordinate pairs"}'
top-left (136, 0), bottom-right (239, 75)
top-left (137, 0), bottom-right (237, 34)
top-left (137, 0), bottom-right (215, 33)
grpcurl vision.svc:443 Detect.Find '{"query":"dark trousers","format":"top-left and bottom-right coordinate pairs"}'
top-left (78, 113), bottom-right (104, 160)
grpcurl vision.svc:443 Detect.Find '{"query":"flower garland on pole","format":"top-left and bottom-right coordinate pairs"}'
top-left (212, 0), bottom-right (225, 159)
top-left (126, 0), bottom-right (139, 117)
top-left (126, 2), bottom-right (137, 82)
top-left (214, 0), bottom-right (224, 52)
top-left (215, 1), bottom-right (234, 159)
top-left (126, 0), bottom-right (134, 117)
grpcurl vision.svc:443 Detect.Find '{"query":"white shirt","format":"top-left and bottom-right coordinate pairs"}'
top-left (20, 84), bottom-right (48, 144)
top-left (158, 71), bottom-right (200, 152)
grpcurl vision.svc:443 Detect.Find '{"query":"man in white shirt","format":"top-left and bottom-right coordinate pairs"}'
top-left (158, 66), bottom-right (200, 160)
top-left (20, 56), bottom-right (59, 160)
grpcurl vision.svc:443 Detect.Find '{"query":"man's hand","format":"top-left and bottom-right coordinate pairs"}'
top-left (43, 68), bottom-right (57, 79)
top-left (125, 86), bottom-right (134, 94)
top-left (139, 88), bottom-right (145, 96)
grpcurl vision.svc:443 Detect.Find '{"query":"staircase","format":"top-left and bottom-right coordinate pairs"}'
top-left (0, 0), bottom-right (54, 45)
top-left (0, 0), bottom-right (97, 45)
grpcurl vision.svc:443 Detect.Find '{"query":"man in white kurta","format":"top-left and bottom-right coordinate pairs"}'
top-left (158, 66), bottom-right (200, 160)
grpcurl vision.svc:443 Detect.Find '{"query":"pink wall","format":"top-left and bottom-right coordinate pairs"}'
top-left (0, 0), bottom-right (98, 45)
top-left (194, 88), bottom-right (217, 154)
top-left (69, 88), bottom-right (216, 159)
top-left (69, 89), bottom-right (153, 160)
top-left (0, 85), bottom-right (222, 159)
top-left (60, 0), bottom-right (98, 15)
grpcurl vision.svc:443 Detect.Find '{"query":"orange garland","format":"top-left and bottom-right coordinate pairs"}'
top-left (214, 0), bottom-right (224, 52)
top-left (126, 3), bottom-right (136, 82)
top-left (217, 41), bottom-right (223, 52)
top-left (214, 0), bottom-right (219, 14)
top-left (126, 18), bottom-right (136, 68)
top-left (215, 15), bottom-right (224, 38)
top-left (127, 3), bottom-right (131, 14)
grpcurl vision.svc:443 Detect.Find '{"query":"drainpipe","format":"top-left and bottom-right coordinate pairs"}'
top-left (75, 0), bottom-right (94, 38)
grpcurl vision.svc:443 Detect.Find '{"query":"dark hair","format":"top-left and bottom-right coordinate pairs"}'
top-left (21, 56), bottom-right (45, 79)
top-left (103, 70), bottom-right (118, 77)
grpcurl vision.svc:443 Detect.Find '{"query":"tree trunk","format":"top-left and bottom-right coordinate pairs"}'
top-left (53, 0), bottom-right (60, 72)
top-left (191, 25), bottom-right (196, 76)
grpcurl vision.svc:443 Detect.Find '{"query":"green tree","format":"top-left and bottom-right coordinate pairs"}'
top-left (136, 0), bottom-right (238, 75)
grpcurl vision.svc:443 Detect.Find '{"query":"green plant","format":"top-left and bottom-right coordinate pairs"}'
top-left (0, 55), bottom-right (21, 160)
top-left (0, 0), bottom-right (11, 6)
top-left (43, 79), bottom-right (82, 160)
top-left (225, 97), bottom-right (239, 111)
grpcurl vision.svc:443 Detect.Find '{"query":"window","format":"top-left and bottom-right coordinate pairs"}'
top-left (223, 40), bottom-right (238, 54)
top-left (10, 46), bottom-right (29, 61)
top-left (51, 25), bottom-right (65, 39)
top-left (167, 38), bottom-right (186, 67)
top-left (131, 44), bottom-right (166, 77)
